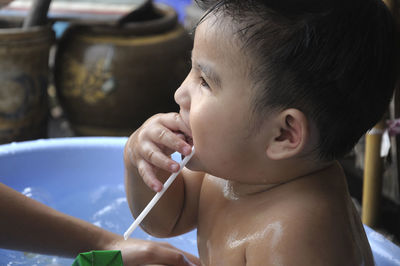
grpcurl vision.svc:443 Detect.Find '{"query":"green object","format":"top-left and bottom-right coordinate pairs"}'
top-left (72, 250), bottom-right (123, 266)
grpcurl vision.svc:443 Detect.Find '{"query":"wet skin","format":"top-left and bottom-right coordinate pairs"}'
top-left (197, 163), bottom-right (373, 266)
top-left (124, 13), bottom-right (374, 266)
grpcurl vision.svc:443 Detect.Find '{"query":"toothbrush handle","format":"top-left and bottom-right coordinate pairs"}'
top-left (124, 147), bottom-right (195, 240)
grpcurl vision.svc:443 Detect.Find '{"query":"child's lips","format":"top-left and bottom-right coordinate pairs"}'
top-left (174, 130), bottom-right (193, 146)
top-left (183, 133), bottom-right (193, 146)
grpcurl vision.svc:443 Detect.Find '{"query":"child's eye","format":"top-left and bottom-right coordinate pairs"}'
top-left (200, 77), bottom-right (210, 89)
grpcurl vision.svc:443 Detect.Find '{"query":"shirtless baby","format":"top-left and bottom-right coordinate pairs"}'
top-left (124, 0), bottom-right (397, 265)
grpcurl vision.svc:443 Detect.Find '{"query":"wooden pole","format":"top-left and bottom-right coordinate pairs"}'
top-left (362, 120), bottom-right (385, 227)
top-left (22, 0), bottom-right (52, 28)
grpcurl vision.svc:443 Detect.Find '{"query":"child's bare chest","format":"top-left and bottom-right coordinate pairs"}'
top-left (196, 177), bottom-right (271, 265)
top-left (197, 196), bottom-right (247, 265)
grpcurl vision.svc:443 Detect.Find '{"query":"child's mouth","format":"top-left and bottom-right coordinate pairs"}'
top-left (184, 133), bottom-right (194, 146)
top-left (181, 133), bottom-right (194, 161)
top-left (175, 130), bottom-right (193, 146)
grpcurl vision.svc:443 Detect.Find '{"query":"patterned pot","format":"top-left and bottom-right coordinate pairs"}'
top-left (0, 23), bottom-right (54, 144)
top-left (54, 4), bottom-right (192, 136)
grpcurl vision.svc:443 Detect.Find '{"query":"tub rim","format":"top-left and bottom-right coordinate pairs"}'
top-left (0, 137), bottom-right (128, 156)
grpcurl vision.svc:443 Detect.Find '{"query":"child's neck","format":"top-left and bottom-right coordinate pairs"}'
top-left (225, 159), bottom-right (336, 198)
top-left (223, 181), bottom-right (278, 198)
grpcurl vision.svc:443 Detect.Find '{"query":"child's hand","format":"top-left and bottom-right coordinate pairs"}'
top-left (125, 113), bottom-right (192, 192)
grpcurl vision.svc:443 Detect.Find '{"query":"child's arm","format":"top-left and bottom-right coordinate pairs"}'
top-left (124, 113), bottom-right (204, 237)
top-left (0, 182), bottom-right (200, 265)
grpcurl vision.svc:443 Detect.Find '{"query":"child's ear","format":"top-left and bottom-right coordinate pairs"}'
top-left (266, 109), bottom-right (308, 160)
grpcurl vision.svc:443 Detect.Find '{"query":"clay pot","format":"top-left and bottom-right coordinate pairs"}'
top-left (0, 23), bottom-right (54, 144)
top-left (54, 4), bottom-right (192, 136)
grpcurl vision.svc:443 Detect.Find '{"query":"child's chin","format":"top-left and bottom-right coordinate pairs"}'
top-left (182, 158), bottom-right (201, 171)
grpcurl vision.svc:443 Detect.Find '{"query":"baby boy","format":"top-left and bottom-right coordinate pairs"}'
top-left (124, 0), bottom-right (397, 265)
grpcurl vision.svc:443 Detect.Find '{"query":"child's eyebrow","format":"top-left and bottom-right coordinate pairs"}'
top-left (191, 58), bottom-right (221, 89)
top-left (190, 50), bottom-right (222, 88)
top-left (197, 62), bottom-right (221, 88)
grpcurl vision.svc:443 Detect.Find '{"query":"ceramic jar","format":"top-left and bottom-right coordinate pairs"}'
top-left (54, 4), bottom-right (192, 136)
top-left (0, 23), bottom-right (54, 144)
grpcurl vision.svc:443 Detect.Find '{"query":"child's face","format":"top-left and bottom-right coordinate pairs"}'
top-left (174, 17), bottom-right (274, 180)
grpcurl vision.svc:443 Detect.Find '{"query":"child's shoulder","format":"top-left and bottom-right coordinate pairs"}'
top-left (244, 163), bottom-right (373, 265)
top-left (245, 208), bottom-right (369, 266)
top-left (199, 163), bottom-right (373, 265)
top-left (252, 200), bottom-right (372, 265)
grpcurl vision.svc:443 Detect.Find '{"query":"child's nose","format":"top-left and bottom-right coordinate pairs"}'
top-left (174, 77), bottom-right (190, 109)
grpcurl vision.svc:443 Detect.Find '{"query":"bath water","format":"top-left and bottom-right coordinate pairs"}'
top-left (0, 183), bottom-right (198, 266)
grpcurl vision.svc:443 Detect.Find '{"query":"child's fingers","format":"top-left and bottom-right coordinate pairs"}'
top-left (158, 113), bottom-right (192, 144)
top-left (141, 142), bottom-right (180, 173)
top-left (149, 126), bottom-right (192, 156)
top-left (159, 112), bottom-right (191, 132)
top-left (136, 159), bottom-right (163, 192)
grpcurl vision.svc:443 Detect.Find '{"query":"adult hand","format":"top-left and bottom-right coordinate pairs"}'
top-left (107, 237), bottom-right (200, 266)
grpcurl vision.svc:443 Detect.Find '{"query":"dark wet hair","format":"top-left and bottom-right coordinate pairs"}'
top-left (195, 0), bottom-right (397, 160)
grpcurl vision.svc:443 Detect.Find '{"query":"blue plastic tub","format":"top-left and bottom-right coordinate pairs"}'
top-left (0, 137), bottom-right (399, 265)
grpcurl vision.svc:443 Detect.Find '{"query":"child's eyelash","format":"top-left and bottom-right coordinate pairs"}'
top-left (200, 77), bottom-right (210, 88)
